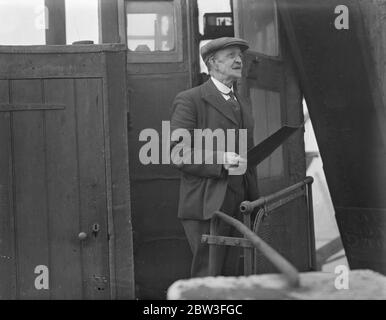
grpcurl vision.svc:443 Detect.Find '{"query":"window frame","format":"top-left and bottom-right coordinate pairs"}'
top-left (119, 0), bottom-right (183, 63)
top-left (233, 0), bottom-right (281, 60)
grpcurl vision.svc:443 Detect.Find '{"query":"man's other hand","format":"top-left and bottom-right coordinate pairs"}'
top-left (223, 152), bottom-right (247, 170)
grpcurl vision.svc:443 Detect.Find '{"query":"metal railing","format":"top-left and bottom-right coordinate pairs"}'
top-left (201, 176), bottom-right (315, 288)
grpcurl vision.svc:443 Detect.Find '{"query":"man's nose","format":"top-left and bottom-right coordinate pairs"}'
top-left (235, 55), bottom-right (242, 63)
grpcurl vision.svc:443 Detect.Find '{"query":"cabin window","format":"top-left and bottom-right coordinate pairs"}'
top-left (126, 1), bottom-right (175, 52)
top-left (249, 87), bottom-right (284, 178)
top-left (0, 0), bottom-right (46, 45)
top-left (65, 0), bottom-right (99, 44)
top-left (235, 0), bottom-right (279, 56)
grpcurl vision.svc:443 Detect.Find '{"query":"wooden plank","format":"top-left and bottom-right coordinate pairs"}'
top-left (250, 87), bottom-right (270, 178)
top-left (0, 52), bottom-right (106, 79)
top-left (99, 0), bottom-right (120, 43)
top-left (202, 235), bottom-right (254, 248)
top-left (281, 28), bottom-right (305, 183)
top-left (130, 179), bottom-right (190, 298)
top-left (124, 1), bottom-right (192, 297)
top-left (105, 51), bottom-right (135, 299)
top-left (117, 0), bottom-right (127, 45)
top-left (0, 104), bottom-right (65, 112)
top-left (11, 79), bottom-right (50, 299)
top-left (75, 78), bottom-right (110, 299)
top-left (0, 80), bottom-right (16, 299)
top-left (101, 55), bottom-right (115, 300)
top-left (44, 79), bottom-right (82, 299)
top-left (266, 90), bottom-right (283, 177)
top-left (279, 23), bottom-right (310, 272)
top-left (0, 44), bottom-right (126, 54)
top-left (45, 0), bottom-right (66, 45)
top-left (246, 57), bottom-right (282, 91)
top-left (306, 183), bottom-right (317, 270)
top-left (127, 73), bottom-right (188, 181)
top-left (243, 206), bottom-right (253, 276)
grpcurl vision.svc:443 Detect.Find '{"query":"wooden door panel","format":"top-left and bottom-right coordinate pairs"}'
top-left (43, 79), bottom-right (82, 299)
top-left (72, 79), bottom-right (110, 299)
top-left (0, 78), bottom-right (110, 299)
top-left (249, 86), bottom-right (284, 179)
top-left (128, 72), bottom-right (192, 298)
top-left (12, 79), bottom-right (50, 299)
top-left (125, 0), bottom-right (193, 298)
top-left (0, 80), bottom-right (16, 299)
top-left (0, 45), bottom-right (134, 299)
top-left (246, 57), bottom-right (282, 90)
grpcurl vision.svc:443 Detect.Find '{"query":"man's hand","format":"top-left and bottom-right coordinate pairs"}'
top-left (223, 152), bottom-right (247, 170)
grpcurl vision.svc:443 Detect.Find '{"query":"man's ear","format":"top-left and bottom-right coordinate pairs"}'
top-left (208, 55), bottom-right (217, 70)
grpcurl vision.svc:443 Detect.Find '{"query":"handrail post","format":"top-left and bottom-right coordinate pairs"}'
top-left (205, 177), bottom-right (315, 286)
top-left (208, 216), bottom-right (218, 276)
top-left (243, 212), bottom-right (252, 275)
top-left (213, 211), bottom-right (300, 288)
top-left (306, 180), bottom-right (317, 270)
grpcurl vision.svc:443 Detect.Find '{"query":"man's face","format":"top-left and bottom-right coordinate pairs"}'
top-left (211, 46), bottom-right (243, 82)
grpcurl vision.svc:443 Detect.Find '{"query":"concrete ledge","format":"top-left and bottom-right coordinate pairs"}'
top-left (167, 270), bottom-right (386, 300)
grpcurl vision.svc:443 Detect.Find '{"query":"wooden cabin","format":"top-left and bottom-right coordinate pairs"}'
top-left (0, 0), bottom-right (384, 300)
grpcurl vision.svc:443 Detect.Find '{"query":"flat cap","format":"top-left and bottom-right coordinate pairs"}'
top-left (201, 37), bottom-right (249, 63)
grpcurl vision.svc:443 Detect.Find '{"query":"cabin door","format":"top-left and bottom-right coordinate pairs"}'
top-left (233, 0), bottom-right (315, 272)
top-left (124, 0), bottom-right (195, 298)
top-left (0, 78), bottom-right (110, 299)
top-left (0, 46), bottom-right (128, 299)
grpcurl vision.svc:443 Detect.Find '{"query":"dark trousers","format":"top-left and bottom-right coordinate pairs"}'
top-left (181, 184), bottom-right (245, 278)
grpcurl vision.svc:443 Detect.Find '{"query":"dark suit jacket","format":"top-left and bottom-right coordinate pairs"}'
top-left (170, 79), bottom-right (259, 220)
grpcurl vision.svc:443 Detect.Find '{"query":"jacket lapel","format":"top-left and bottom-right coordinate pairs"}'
top-left (201, 79), bottom-right (238, 125)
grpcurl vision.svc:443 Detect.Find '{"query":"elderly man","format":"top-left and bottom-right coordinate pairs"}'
top-left (170, 37), bottom-right (259, 277)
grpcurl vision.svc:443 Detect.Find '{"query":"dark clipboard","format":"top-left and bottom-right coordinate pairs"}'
top-left (247, 125), bottom-right (302, 167)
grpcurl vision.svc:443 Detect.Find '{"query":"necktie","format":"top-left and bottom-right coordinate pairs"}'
top-left (226, 91), bottom-right (240, 111)
top-left (223, 92), bottom-right (244, 191)
top-left (226, 91), bottom-right (236, 101)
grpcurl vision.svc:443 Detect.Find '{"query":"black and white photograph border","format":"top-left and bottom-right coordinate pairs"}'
top-left (0, 0), bottom-right (385, 302)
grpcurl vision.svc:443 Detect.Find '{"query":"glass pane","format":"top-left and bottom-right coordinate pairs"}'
top-left (249, 87), bottom-right (283, 178)
top-left (240, 0), bottom-right (279, 56)
top-left (0, 0), bottom-right (46, 45)
top-left (126, 1), bottom-right (175, 52)
top-left (197, 0), bottom-right (231, 34)
top-left (65, 0), bottom-right (99, 44)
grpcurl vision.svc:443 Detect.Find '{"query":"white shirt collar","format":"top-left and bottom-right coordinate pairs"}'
top-left (211, 77), bottom-right (234, 94)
